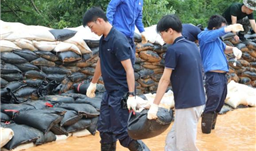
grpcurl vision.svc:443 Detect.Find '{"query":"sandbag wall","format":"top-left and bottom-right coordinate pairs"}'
top-left (222, 33), bottom-right (256, 87)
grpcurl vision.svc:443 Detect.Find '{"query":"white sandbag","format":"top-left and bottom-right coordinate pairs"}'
top-left (0, 127), bottom-right (14, 148)
top-left (72, 129), bottom-right (91, 137)
top-left (0, 40), bottom-right (21, 52)
top-left (67, 26), bottom-right (101, 41)
top-left (135, 25), bottom-right (165, 45)
top-left (0, 20), bottom-right (55, 41)
top-left (225, 80), bottom-right (256, 108)
top-left (136, 90), bottom-right (175, 111)
top-left (14, 39), bottom-right (37, 51)
top-left (64, 36), bottom-right (91, 54)
top-left (54, 42), bottom-right (81, 55)
top-left (55, 134), bottom-right (72, 141)
top-left (33, 40), bottom-right (59, 51)
top-left (1, 143), bottom-right (35, 151)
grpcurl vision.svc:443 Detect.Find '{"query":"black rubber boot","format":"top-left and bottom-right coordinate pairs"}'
top-left (201, 112), bottom-right (214, 134)
top-left (128, 140), bottom-right (150, 151)
top-left (212, 112), bottom-right (218, 129)
top-left (101, 142), bottom-right (116, 151)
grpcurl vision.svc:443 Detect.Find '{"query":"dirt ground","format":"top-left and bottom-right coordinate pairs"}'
top-left (26, 107), bottom-right (256, 151)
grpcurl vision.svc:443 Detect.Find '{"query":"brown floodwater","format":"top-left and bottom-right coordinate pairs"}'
top-left (26, 107), bottom-right (256, 151)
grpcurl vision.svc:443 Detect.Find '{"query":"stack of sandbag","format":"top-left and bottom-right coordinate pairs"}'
top-left (221, 33), bottom-right (256, 87)
top-left (0, 94), bottom-right (101, 150)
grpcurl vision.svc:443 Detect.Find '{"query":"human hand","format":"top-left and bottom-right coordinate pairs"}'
top-left (147, 103), bottom-right (159, 120)
top-left (141, 31), bottom-right (147, 44)
top-left (86, 82), bottom-right (97, 98)
top-left (228, 24), bottom-right (244, 33)
top-left (233, 35), bottom-right (240, 42)
top-left (127, 96), bottom-right (137, 114)
top-left (232, 47), bottom-right (242, 59)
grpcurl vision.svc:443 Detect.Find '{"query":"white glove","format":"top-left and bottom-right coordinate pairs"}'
top-left (127, 96), bottom-right (137, 112)
top-left (147, 103), bottom-right (159, 120)
top-left (227, 24), bottom-right (244, 33)
top-left (141, 31), bottom-right (147, 44)
top-left (86, 82), bottom-right (97, 98)
top-left (232, 47), bottom-right (242, 59)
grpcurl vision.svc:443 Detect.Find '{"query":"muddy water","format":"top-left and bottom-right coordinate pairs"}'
top-left (26, 108), bottom-right (256, 151)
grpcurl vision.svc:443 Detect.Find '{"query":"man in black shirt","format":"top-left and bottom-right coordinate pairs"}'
top-left (222, 0), bottom-right (256, 41)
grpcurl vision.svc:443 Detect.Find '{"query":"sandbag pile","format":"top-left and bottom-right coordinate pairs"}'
top-left (0, 95), bottom-right (100, 150)
top-left (221, 33), bottom-right (256, 87)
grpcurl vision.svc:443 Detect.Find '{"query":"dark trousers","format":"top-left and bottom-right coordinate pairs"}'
top-left (98, 90), bottom-right (133, 147)
top-left (204, 72), bottom-right (227, 113)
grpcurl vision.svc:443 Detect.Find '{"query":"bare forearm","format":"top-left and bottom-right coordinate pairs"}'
top-left (91, 59), bottom-right (101, 83)
top-left (126, 68), bottom-right (135, 93)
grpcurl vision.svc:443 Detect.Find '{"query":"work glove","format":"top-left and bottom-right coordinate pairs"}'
top-left (227, 24), bottom-right (244, 33)
top-left (147, 103), bottom-right (159, 120)
top-left (141, 31), bottom-right (147, 44)
top-left (127, 96), bottom-right (137, 113)
top-left (86, 82), bottom-right (97, 98)
top-left (232, 47), bottom-right (242, 59)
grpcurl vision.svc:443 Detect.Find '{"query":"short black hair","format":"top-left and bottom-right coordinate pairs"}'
top-left (82, 7), bottom-right (108, 27)
top-left (207, 15), bottom-right (227, 30)
top-left (156, 14), bottom-right (182, 33)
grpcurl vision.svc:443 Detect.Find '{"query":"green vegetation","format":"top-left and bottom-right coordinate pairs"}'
top-left (1, 0), bottom-right (242, 28)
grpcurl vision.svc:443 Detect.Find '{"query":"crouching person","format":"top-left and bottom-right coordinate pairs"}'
top-left (147, 14), bottom-right (205, 151)
top-left (83, 7), bottom-right (149, 151)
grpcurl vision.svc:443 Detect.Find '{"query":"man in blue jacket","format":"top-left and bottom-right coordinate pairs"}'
top-left (83, 7), bottom-right (149, 151)
top-left (106, 0), bottom-right (147, 63)
top-left (198, 15), bottom-right (243, 134)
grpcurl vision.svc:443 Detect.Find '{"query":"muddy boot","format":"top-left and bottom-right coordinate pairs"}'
top-left (101, 142), bottom-right (116, 151)
top-left (212, 112), bottom-right (218, 129)
top-left (201, 112), bottom-right (214, 134)
top-left (128, 140), bottom-right (150, 151)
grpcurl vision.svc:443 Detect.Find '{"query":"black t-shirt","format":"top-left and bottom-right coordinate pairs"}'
top-left (182, 24), bottom-right (201, 42)
top-left (99, 27), bottom-right (134, 93)
top-left (222, 2), bottom-right (254, 24)
top-left (165, 36), bottom-right (205, 109)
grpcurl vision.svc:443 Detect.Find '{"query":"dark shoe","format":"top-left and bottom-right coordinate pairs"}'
top-left (201, 112), bottom-right (214, 134)
top-left (128, 140), bottom-right (150, 151)
top-left (212, 112), bottom-right (218, 129)
top-left (101, 142), bottom-right (116, 151)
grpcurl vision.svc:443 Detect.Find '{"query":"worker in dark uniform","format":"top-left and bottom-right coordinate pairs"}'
top-left (222, 0), bottom-right (256, 41)
top-left (83, 7), bottom-right (150, 151)
top-left (182, 23), bottom-right (202, 43)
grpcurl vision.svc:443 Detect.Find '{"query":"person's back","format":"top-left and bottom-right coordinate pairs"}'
top-left (106, 0), bottom-right (145, 39)
top-left (182, 23), bottom-right (202, 42)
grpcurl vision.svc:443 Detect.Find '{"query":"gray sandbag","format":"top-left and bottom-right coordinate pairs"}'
top-left (43, 95), bottom-right (75, 103)
top-left (49, 29), bottom-right (77, 41)
top-left (56, 103), bottom-right (100, 118)
top-left (58, 51), bottom-right (81, 63)
top-left (87, 116), bottom-right (98, 135)
top-left (0, 77), bottom-right (8, 88)
top-left (138, 69), bottom-right (154, 79)
top-left (46, 74), bottom-right (66, 83)
top-left (23, 100), bottom-right (49, 110)
top-left (1, 81), bottom-right (27, 96)
top-left (34, 50), bottom-right (59, 62)
top-left (83, 39), bottom-right (99, 48)
top-left (23, 79), bottom-right (43, 87)
top-left (50, 124), bottom-right (68, 136)
top-left (1, 112), bottom-right (10, 122)
top-left (13, 109), bottom-right (63, 133)
top-left (128, 108), bottom-right (173, 140)
top-left (64, 118), bottom-right (92, 133)
top-left (1, 72), bottom-right (23, 82)
top-left (15, 62), bottom-right (39, 72)
top-left (2, 123), bottom-right (39, 150)
top-left (0, 63), bottom-right (21, 74)
top-left (14, 86), bottom-right (37, 97)
top-left (81, 67), bottom-right (95, 75)
top-left (68, 72), bottom-right (87, 82)
top-left (31, 57), bottom-right (56, 67)
top-left (25, 70), bottom-right (47, 80)
top-left (1, 52), bottom-right (27, 64)
top-left (42, 66), bottom-right (71, 74)
top-left (75, 97), bottom-right (101, 111)
top-left (35, 131), bottom-right (56, 145)
top-left (60, 92), bottom-right (87, 100)
top-left (13, 49), bottom-right (39, 62)
top-left (134, 64), bottom-right (143, 72)
top-left (1, 104), bottom-right (35, 119)
top-left (60, 110), bottom-right (83, 127)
